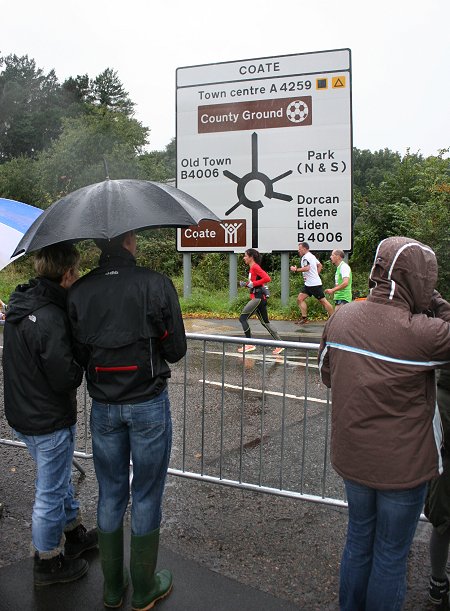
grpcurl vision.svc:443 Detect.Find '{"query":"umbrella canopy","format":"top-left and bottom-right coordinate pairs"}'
top-left (0, 198), bottom-right (43, 270)
top-left (13, 179), bottom-right (220, 256)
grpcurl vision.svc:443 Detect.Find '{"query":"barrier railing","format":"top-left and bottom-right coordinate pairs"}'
top-left (168, 333), bottom-right (346, 508)
top-left (0, 333), bottom-right (347, 508)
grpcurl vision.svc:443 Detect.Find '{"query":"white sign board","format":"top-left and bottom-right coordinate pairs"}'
top-left (176, 49), bottom-right (352, 252)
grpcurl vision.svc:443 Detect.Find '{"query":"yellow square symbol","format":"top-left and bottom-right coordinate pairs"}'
top-left (332, 76), bottom-right (346, 88)
top-left (316, 78), bottom-right (328, 90)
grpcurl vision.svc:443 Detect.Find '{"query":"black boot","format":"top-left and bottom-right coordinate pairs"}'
top-left (34, 552), bottom-right (88, 587)
top-left (429, 575), bottom-right (449, 605)
top-left (65, 524), bottom-right (98, 559)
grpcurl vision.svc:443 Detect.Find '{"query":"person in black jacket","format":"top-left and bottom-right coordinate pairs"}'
top-left (425, 370), bottom-right (450, 605)
top-left (67, 230), bottom-right (187, 610)
top-left (2, 243), bottom-right (98, 587)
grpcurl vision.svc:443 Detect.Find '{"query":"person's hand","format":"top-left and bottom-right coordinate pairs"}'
top-left (247, 281), bottom-right (254, 289)
top-left (325, 288), bottom-right (333, 295)
top-left (290, 266), bottom-right (297, 272)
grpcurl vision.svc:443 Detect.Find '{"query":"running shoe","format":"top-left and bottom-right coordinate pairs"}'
top-left (295, 318), bottom-right (308, 325)
top-left (429, 576), bottom-right (449, 605)
top-left (272, 347), bottom-right (285, 356)
top-left (237, 344), bottom-right (256, 353)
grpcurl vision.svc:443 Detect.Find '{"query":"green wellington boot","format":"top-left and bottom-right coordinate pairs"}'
top-left (130, 528), bottom-right (173, 611)
top-left (98, 526), bottom-right (129, 608)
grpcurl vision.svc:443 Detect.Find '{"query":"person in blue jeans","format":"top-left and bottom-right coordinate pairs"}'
top-left (341, 481), bottom-right (427, 609)
top-left (68, 231), bottom-right (187, 610)
top-left (319, 236), bottom-right (450, 610)
top-left (2, 243), bottom-right (98, 587)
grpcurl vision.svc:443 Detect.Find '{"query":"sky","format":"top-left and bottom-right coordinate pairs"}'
top-left (2, 0), bottom-right (449, 156)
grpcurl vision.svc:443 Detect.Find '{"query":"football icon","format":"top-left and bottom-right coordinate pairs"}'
top-left (286, 100), bottom-right (309, 123)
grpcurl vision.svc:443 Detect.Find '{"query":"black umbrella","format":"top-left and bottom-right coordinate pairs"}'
top-left (12, 179), bottom-right (220, 256)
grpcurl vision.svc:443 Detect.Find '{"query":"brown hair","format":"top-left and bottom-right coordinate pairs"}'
top-left (34, 243), bottom-right (80, 282)
top-left (245, 248), bottom-right (261, 264)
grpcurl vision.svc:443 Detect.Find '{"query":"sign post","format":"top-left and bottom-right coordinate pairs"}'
top-left (176, 49), bottom-right (352, 255)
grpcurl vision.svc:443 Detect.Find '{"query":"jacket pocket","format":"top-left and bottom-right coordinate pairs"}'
top-left (88, 340), bottom-right (151, 385)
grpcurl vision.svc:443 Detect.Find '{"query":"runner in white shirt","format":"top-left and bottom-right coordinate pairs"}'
top-left (290, 242), bottom-right (334, 325)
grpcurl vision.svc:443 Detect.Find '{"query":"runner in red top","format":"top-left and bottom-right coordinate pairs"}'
top-left (238, 248), bottom-right (284, 355)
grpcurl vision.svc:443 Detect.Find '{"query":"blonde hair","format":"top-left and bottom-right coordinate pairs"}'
top-left (34, 243), bottom-right (80, 281)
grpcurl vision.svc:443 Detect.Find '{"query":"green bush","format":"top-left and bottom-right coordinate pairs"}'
top-left (0, 257), bottom-right (34, 302)
top-left (0, 248), bottom-right (371, 321)
top-left (191, 253), bottom-right (230, 290)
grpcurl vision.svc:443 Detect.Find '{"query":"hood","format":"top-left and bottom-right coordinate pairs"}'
top-left (367, 236), bottom-right (438, 313)
top-left (6, 277), bottom-right (66, 324)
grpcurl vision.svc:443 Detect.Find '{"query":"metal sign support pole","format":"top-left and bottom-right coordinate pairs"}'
top-left (229, 253), bottom-right (238, 302)
top-left (281, 252), bottom-right (290, 306)
top-left (183, 253), bottom-right (192, 298)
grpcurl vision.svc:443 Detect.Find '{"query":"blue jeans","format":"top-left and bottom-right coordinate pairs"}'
top-left (90, 389), bottom-right (172, 535)
top-left (14, 426), bottom-right (79, 556)
top-left (340, 479), bottom-right (427, 611)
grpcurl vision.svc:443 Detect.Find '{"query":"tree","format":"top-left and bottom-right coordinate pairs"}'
top-left (138, 138), bottom-right (176, 181)
top-left (61, 74), bottom-right (91, 107)
top-left (351, 149), bottom-right (450, 298)
top-left (0, 54), bottom-right (79, 161)
top-left (400, 152), bottom-right (450, 297)
top-left (36, 107), bottom-right (149, 201)
top-left (0, 155), bottom-right (44, 205)
top-left (87, 68), bottom-right (134, 116)
top-left (353, 148), bottom-right (401, 198)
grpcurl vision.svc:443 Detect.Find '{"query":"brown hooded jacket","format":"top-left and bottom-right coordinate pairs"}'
top-left (318, 237), bottom-right (450, 489)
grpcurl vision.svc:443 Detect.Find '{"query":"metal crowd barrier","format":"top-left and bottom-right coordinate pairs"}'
top-left (0, 333), bottom-right (347, 509)
top-left (170, 333), bottom-right (346, 508)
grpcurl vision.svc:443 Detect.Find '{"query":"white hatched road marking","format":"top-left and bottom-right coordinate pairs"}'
top-left (199, 379), bottom-right (327, 404)
top-left (204, 350), bottom-right (318, 369)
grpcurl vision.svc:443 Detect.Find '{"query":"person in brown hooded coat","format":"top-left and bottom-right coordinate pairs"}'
top-left (319, 236), bottom-right (450, 611)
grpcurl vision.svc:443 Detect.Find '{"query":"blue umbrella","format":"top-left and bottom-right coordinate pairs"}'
top-left (0, 198), bottom-right (43, 270)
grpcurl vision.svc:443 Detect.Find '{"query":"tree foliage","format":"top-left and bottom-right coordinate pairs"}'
top-left (0, 56), bottom-right (153, 205)
top-left (352, 148), bottom-right (401, 198)
top-left (62, 74), bottom-right (91, 107)
top-left (0, 54), bottom-right (78, 162)
top-left (36, 109), bottom-right (148, 202)
top-left (86, 68), bottom-right (135, 116)
top-left (0, 155), bottom-right (45, 203)
top-left (352, 148), bottom-right (450, 297)
top-left (0, 55), bottom-right (137, 166)
top-left (138, 138), bottom-right (176, 182)
top-left (0, 54), bottom-right (448, 300)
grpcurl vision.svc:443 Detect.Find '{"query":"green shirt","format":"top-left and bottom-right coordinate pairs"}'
top-left (335, 261), bottom-right (352, 302)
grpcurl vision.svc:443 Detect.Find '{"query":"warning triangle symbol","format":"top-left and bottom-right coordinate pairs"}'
top-left (333, 78), bottom-right (344, 88)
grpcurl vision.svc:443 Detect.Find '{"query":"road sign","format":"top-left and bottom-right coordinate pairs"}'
top-left (176, 49), bottom-right (352, 253)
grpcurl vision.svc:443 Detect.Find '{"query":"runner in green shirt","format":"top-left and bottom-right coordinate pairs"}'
top-left (325, 250), bottom-right (352, 310)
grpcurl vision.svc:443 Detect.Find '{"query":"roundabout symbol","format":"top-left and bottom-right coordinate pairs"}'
top-left (223, 132), bottom-right (293, 248)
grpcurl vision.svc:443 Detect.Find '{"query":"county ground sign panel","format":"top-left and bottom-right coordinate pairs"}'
top-left (176, 49), bottom-right (352, 253)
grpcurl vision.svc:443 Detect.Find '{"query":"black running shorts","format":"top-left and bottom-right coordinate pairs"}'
top-left (300, 285), bottom-right (326, 300)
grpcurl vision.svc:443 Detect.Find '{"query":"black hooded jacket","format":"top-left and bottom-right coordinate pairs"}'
top-left (67, 248), bottom-right (187, 404)
top-left (2, 277), bottom-right (83, 435)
